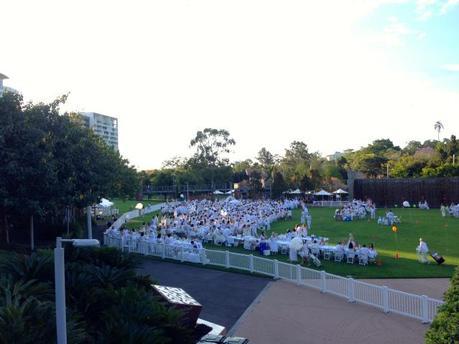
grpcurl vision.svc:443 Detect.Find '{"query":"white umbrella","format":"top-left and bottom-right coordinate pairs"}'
top-left (213, 190), bottom-right (224, 195)
top-left (289, 237), bottom-right (304, 251)
top-left (314, 189), bottom-right (332, 196)
top-left (225, 190), bottom-right (234, 194)
top-left (333, 188), bottom-right (348, 194)
top-left (290, 188), bottom-right (302, 194)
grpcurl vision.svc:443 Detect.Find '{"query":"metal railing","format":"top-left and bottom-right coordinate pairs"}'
top-left (103, 235), bottom-right (444, 324)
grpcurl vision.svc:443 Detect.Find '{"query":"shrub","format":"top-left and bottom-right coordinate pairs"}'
top-left (426, 266), bottom-right (459, 343)
top-left (0, 248), bottom-right (197, 343)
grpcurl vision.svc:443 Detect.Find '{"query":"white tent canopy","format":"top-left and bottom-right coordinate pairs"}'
top-left (333, 188), bottom-right (348, 194)
top-left (213, 190), bottom-right (224, 195)
top-left (314, 189), bottom-right (332, 196)
top-left (99, 198), bottom-right (114, 208)
top-left (290, 188), bottom-right (302, 194)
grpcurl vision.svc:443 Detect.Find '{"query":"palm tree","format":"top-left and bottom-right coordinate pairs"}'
top-left (434, 121), bottom-right (444, 141)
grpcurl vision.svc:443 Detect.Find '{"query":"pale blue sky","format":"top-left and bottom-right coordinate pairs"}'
top-left (1, 0), bottom-right (458, 170)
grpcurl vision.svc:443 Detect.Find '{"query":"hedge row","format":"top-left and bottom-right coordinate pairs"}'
top-left (426, 266), bottom-right (459, 343)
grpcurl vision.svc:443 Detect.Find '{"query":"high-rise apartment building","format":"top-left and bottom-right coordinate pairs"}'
top-left (0, 73), bottom-right (18, 96)
top-left (79, 112), bottom-right (119, 150)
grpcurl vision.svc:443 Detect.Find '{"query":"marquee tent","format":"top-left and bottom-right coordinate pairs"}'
top-left (333, 188), bottom-right (348, 194)
top-left (314, 189), bottom-right (332, 196)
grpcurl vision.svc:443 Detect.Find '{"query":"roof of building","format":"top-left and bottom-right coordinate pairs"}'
top-left (0, 73), bottom-right (9, 80)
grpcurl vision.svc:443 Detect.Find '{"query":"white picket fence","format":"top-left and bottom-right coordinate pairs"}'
top-left (104, 234), bottom-right (444, 324)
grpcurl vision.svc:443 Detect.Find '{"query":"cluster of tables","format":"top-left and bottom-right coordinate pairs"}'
top-left (220, 234), bottom-right (377, 263)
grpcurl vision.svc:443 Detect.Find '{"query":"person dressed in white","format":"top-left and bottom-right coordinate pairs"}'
top-left (335, 241), bottom-right (345, 257)
top-left (385, 210), bottom-right (395, 225)
top-left (306, 213), bottom-right (312, 230)
top-left (368, 243), bottom-right (377, 261)
top-left (416, 238), bottom-right (429, 263)
top-left (440, 205), bottom-right (447, 217)
top-left (418, 201), bottom-right (429, 210)
top-left (289, 245), bottom-right (298, 261)
top-left (358, 244), bottom-right (370, 264)
top-left (370, 206), bottom-right (376, 220)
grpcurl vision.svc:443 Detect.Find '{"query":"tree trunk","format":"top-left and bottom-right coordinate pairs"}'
top-left (66, 207), bottom-right (70, 235)
top-left (30, 215), bottom-right (35, 251)
top-left (4, 213), bottom-right (9, 245)
top-left (86, 206), bottom-right (92, 239)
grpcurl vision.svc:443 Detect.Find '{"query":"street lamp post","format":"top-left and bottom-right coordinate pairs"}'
top-left (54, 237), bottom-right (100, 344)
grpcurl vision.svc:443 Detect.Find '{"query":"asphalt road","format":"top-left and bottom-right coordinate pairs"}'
top-left (140, 259), bottom-right (270, 329)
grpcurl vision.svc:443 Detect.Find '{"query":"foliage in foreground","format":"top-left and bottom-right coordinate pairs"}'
top-left (0, 247), bottom-right (197, 344)
top-left (426, 266), bottom-right (459, 344)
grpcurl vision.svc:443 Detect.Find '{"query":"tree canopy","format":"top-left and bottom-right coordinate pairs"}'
top-left (0, 93), bottom-right (139, 245)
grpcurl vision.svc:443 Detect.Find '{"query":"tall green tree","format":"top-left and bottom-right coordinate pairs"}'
top-left (271, 170), bottom-right (287, 199)
top-left (0, 93), bottom-right (140, 247)
top-left (189, 128), bottom-right (236, 167)
top-left (256, 147), bottom-right (275, 170)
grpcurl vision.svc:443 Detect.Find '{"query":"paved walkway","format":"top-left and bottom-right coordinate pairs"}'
top-left (140, 259), bottom-right (270, 329)
top-left (231, 280), bottom-right (431, 344)
top-left (360, 278), bottom-right (450, 300)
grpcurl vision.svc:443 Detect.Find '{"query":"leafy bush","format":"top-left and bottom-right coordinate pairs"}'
top-left (0, 252), bottom-right (54, 284)
top-left (0, 248), bottom-right (198, 343)
top-left (426, 266), bottom-right (459, 343)
top-left (65, 245), bottom-right (139, 270)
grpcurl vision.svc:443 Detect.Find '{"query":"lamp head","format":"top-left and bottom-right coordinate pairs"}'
top-left (72, 239), bottom-right (100, 247)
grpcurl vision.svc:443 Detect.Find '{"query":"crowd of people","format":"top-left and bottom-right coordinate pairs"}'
top-left (104, 198), bottom-right (301, 256)
top-left (333, 199), bottom-right (376, 221)
top-left (101, 195), bottom-right (459, 268)
top-left (418, 201), bottom-right (430, 210)
top-left (441, 203), bottom-right (459, 218)
top-left (105, 195), bottom-right (378, 267)
top-left (377, 209), bottom-right (401, 226)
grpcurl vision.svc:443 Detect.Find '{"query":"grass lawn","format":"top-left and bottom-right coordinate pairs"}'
top-left (124, 211), bottom-right (161, 230)
top-left (112, 198), bottom-right (162, 215)
top-left (122, 202), bottom-right (459, 279)
top-left (207, 207), bottom-right (459, 279)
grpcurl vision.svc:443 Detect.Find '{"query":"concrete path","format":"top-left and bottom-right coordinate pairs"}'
top-left (140, 259), bottom-right (270, 329)
top-left (360, 278), bottom-right (450, 300)
top-left (231, 280), bottom-right (430, 344)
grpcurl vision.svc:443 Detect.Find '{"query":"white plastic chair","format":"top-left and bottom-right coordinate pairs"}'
top-left (226, 236), bottom-right (235, 247)
top-left (334, 252), bottom-right (344, 262)
top-left (243, 240), bottom-right (252, 250)
top-left (346, 254), bottom-right (354, 264)
top-left (311, 246), bottom-right (320, 257)
top-left (323, 249), bottom-right (332, 261)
